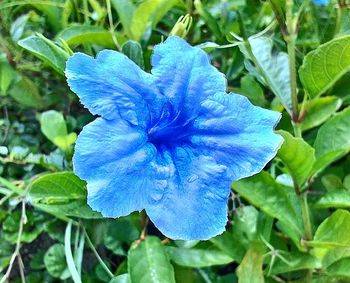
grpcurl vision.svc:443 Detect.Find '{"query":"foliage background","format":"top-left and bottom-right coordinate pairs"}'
top-left (1, 0), bottom-right (350, 282)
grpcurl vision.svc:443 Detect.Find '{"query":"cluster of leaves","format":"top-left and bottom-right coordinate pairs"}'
top-left (1, 0), bottom-right (350, 282)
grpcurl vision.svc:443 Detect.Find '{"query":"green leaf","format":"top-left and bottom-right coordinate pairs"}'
top-left (232, 172), bottom-right (303, 245)
top-left (327, 258), bottom-right (350, 277)
top-left (130, 0), bottom-right (178, 41)
top-left (109, 274), bottom-right (131, 283)
top-left (29, 172), bottom-right (101, 219)
top-left (239, 75), bottom-right (267, 107)
top-left (18, 34), bottom-right (69, 75)
top-left (104, 220), bottom-right (139, 256)
top-left (0, 55), bottom-right (18, 96)
top-left (299, 35), bottom-right (350, 98)
top-left (237, 244), bottom-right (264, 283)
top-left (270, 251), bottom-right (320, 275)
top-left (301, 96), bottom-right (342, 132)
top-left (242, 36), bottom-right (292, 114)
top-left (10, 13), bottom-right (30, 42)
top-left (111, 0), bottom-right (135, 38)
top-left (8, 76), bottom-right (44, 108)
top-left (277, 130), bottom-right (315, 187)
top-left (313, 107), bottom-right (350, 174)
top-left (44, 244), bottom-right (70, 279)
top-left (165, 246), bottom-right (233, 268)
top-left (210, 231), bottom-right (247, 263)
top-left (314, 191), bottom-right (350, 209)
top-left (321, 174), bottom-right (344, 191)
top-left (121, 40), bottom-right (144, 69)
top-left (57, 24), bottom-right (120, 48)
top-left (40, 110), bottom-right (76, 151)
top-left (311, 210), bottom-right (350, 260)
top-left (128, 236), bottom-right (176, 283)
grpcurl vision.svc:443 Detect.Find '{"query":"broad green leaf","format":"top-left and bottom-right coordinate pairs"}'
top-left (344, 174), bottom-right (350, 190)
top-left (111, 0), bottom-right (135, 38)
top-left (10, 13), bottom-right (30, 42)
top-left (40, 110), bottom-right (76, 151)
top-left (232, 172), bottom-right (303, 243)
top-left (29, 172), bottom-right (101, 219)
top-left (313, 107), bottom-right (350, 174)
top-left (301, 96), bottom-right (342, 131)
top-left (165, 246), bottom-right (233, 267)
top-left (314, 191), bottom-right (350, 209)
top-left (0, 55), bottom-right (17, 96)
top-left (128, 236), bottom-right (176, 283)
top-left (104, 221), bottom-right (139, 256)
top-left (109, 274), bottom-right (131, 283)
top-left (237, 245), bottom-right (264, 283)
top-left (8, 76), bottom-right (44, 108)
top-left (40, 110), bottom-right (68, 146)
top-left (299, 35), bottom-right (350, 98)
top-left (239, 75), bottom-right (267, 107)
top-left (121, 40), bottom-right (144, 69)
top-left (270, 251), bottom-right (320, 275)
top-left (44, 244), bottom-right (70, 279)
top-left (321, 174), bottom-right (344, 191)
top-left (130, 0), bottom-right (178, 41)
top-left (242, 36), bottom-right (292, 114)
top-left (311, 210), bottom-right (350, 260)
top-left (277, 130), bottom-right (315, 187)
top-left (210, 231), bottom-right (247, 262)
top-left (327, 258), bottom-right (350, 277)
top-left (18, 34), bottom-right (69, 75)
top-left (57, 24), bottom-right (121, 48)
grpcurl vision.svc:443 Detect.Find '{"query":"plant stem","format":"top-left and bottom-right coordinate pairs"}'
top-left (83, 228), bottom-right (114, 279)
top-left (0, 198), bottom-right (27, 283)
top-left (285, 0), bottom-right (299, 122)
top-left (334, 3), bottom-right (343, 37)
top-left (285, 2), bottom-right (313, 282)
top-left (300, 193), bottom-right (313, 241)
top-left (106, 0), bottom-right (121, 51)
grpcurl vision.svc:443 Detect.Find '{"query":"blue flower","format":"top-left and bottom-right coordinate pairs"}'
top-left (65, 36), bottom-right (282, 240)
top-left (313, 0), bottom-right (329, 5)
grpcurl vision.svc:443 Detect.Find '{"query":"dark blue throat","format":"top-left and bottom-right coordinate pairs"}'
top-left (147, 103), bottom-right (193, 147)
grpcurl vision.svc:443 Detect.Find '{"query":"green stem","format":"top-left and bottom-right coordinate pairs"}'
top-left (285, 2), bottom-right (313, 282)
top-left (106, 0), bottom-right (121, 51)
top-left (286, 0), bottom-right (299, 122)
top-left (293, 122), bottom-right (302, 138)
top-left (301, 193), bottom-right (313, 241)
top-left (83, 228), bottom-right (114, 279)
top-left (334, 4), bottom-right (343, 37)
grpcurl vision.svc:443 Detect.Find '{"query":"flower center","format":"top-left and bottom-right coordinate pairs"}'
top-left (147, 103), bottom-right (192, 146)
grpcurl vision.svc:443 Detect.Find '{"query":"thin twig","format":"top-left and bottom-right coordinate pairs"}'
top-left (0, 197), bottom-right (27, 283)
top-left (106, 0), bottom-right (121, 50)
top-left (83, 227), bottom-right (114, 279)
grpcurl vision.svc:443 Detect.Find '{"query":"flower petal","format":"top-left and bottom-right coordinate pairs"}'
top-left (191, 92), bottom-right (283, 180)
top-left (146, 146), bottom-right (230, 240)
top-left (151, 36), bottom-right (227, 118)
top-left (73, 117), bottom-right (160, 217)
top-left (66, 50), bottom-right (164, 127)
